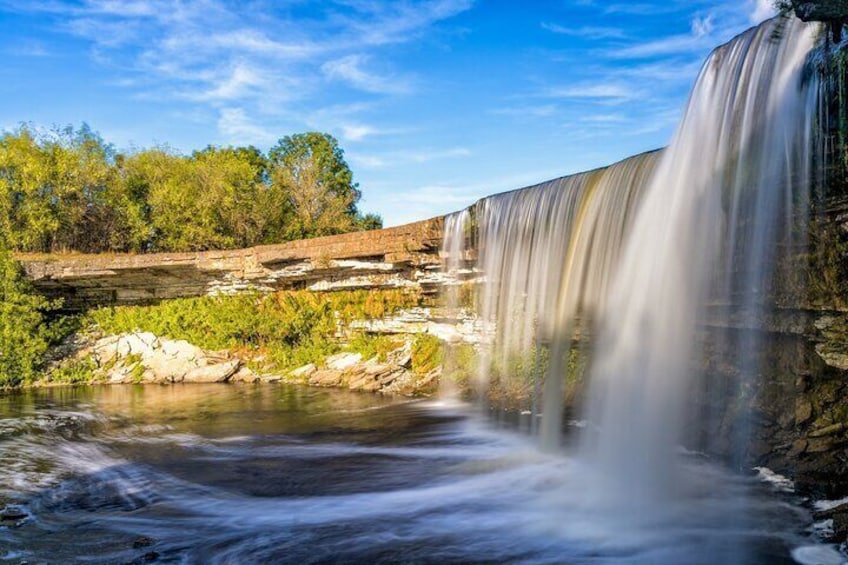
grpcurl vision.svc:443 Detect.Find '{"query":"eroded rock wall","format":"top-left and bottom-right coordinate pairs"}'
top-left (19, 217), bottom-right (445, 310)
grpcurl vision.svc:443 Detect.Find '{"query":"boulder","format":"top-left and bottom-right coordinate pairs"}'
top-left (289, 363), bottom-right (317, 380)
top-left (309, 369), bottom-right (343, 387)
top-left (183, 360), bottom-right (241, 383)
top-left (814, 502), bottom-right (848, 542)
top-left (325, 352), bottom-right (362, 371)
top-left (231, 366), bottom-right (260, 383)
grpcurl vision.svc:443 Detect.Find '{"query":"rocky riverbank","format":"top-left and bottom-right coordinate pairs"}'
top-left (41, 331), bottom-right (442, 397)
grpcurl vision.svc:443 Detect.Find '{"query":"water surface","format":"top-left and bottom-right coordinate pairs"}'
top-left (0, 385), bottom-right (835, 564)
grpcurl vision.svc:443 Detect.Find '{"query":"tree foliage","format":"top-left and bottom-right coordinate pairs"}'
top-left (0, 125), bottom-right (383, 254)
top-left (269, 132), bottom-right (363, 239)
top-left (0, 245), bottom-right (60, 387)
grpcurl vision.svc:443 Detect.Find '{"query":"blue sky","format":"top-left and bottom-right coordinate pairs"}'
top-left (0, 0), bottom-right (776, 226)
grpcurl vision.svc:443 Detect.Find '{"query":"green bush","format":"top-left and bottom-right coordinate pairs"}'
top-left (411, 333), bottom-right (444, 376)
top-left (0, 246), bottom-right (62, 387)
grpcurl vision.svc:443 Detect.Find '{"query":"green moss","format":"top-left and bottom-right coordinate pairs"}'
top-left (411, 333), bottom-right (444, 376)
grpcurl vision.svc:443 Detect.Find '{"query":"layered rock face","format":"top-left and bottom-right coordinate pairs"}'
top-left (19, 218), bottom-right (444, 310)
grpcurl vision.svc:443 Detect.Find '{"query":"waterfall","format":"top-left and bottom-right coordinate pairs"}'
top-left (441, 15), bottom-right (821, 511)
top-left (581, 16), bottom-right (819, 512)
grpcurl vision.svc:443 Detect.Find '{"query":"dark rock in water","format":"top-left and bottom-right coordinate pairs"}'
top-left (143, 551), bottom-right (159, 562)
top-left (132, 536), bottom-right (153, 549)
top-left (0, 506), bottom-right (28, 526)
top-left (813, 502), bottom-right (848, 542)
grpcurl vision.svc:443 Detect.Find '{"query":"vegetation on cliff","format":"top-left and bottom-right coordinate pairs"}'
top-left (0, 246), bottom-right (67, 388)
top-left (86, 289), bottom-right (423, 373)
top-left (0, 125), bottom-right (381, 254)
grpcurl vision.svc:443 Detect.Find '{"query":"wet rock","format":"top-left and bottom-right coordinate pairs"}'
top-left (183, 360), bottom-right (241, 383)
top-left (132, 536), bottom-right (153, 549)
top-left (288, 363), bottom-right (317, 381)
top-left (809, 423), bottom-right (846, 438)
top-left (0, 506), bottom-right (28, 527)
top-left (258, 374), bottom-right (281, 383)
top-left (795, 399), bottom-right (813, 425)
top-left (788, 439), bottom-right (809, 457)
top-left (814, 502), bottom-right (848, 542)
top-left (230, 366), bottom-right (260, 383)
top-left (309, 369), bottom-right (343, 387)
top-left (806, 436), bottom-right (847, 453)
top-left (815, 343), bottom-right (848, 371)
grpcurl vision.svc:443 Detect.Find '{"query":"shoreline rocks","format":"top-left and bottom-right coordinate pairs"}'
top-left (77, 332), bottom-right (254, 385)
top-left (45, 331), bottom-right (440, 397)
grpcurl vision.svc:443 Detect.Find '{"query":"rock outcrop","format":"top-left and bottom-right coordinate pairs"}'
top-left (52, 331), bottom-right (439, 397)
top-left (298, 344), bottom-right (439, 396)
top-left (19, 218), bottom-right (444, 310)
top-left (64, 332), bottom-right (258, 384)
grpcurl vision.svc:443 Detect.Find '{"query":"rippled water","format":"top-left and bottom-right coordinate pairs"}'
top-left (0, 385), bottom-right (837, 564)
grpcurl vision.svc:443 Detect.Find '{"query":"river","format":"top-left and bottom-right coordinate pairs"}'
top-left (0, 384), bottom-right (838, 564)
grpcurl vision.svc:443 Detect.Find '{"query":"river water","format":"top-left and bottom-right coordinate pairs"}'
top-left (0, 384), bottom-right (838, 564)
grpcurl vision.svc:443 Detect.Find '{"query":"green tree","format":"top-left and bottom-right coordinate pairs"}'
top-left (356, 212), bottom-right (384, 231)
top-left (268, 132), bottom-right (362, 239)
top-left (0, 245), bottom-right (58, 387)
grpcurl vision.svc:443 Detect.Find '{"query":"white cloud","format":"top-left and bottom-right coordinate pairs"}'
top-left (340, 123), bottom-right (378, 141)
top-left (217, 108), bottom-right (276, 145)
top-left (580, 113), bottom-right (628, 123)
top-left (750, 0), bottom-right (777, 23)
top-left (188, 62), bottom-right (269, 102)
top-left (491, 104), bottom-right (558, 118)
top-left (351, 147), bottom-right (471, 169)
top-left (541, 23), bottom-right (625, 40)
top-left (322, 54), bottom-right (411, 94)
top-left (3, 0), bottom-right (471, 141)
top-left (544, 84), bottom-right (638, 103)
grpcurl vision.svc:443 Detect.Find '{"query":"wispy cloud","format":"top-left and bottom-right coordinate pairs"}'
top-left (2, 0), bottom-right (473, 143)
top-left (491, 104), bottom-right (558, 118)
top-left (322, 54), bottom-right (411, 94)
top-left (604, 3), bottom-right (683, 15)
top-left (217, 107), bottom-right (277, 145)
top-left (351, 147), bottom-right (471, 169)
top-left (541, 23), bottom-right (626, 40)
top-left (606, 16), bottom-right (718, 59)
top-left (6, 40), bottom-right (50, 57)
top-left (543, 83), bottom-right (638, 103)
top-left (749, 0), bottom-right (777, 23)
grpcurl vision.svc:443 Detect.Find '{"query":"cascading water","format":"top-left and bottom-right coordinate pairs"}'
top-left (441, 14), bottom-right (822, 521)
top-left (444, 152), bottom-right (659, 429)
top-left (581, 16), bottom-right (819, 514)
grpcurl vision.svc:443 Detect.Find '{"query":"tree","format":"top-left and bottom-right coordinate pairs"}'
top-left (0, 124), bottom-right (384, 254)
top-left (0, 244), bottom-right (58, 387)
top-left (268, 133), bottom-right (363, 239)
top-left (356, 212), bottom-right (384, 231)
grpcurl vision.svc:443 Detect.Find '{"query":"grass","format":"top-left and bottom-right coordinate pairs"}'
top-left (85, 289), bottom-right (422, 374)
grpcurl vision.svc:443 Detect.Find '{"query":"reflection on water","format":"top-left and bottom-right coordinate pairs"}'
top-left (0, 385), bottom-right (837, 564)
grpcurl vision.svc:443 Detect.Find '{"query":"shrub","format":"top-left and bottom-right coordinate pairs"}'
top-left (0, 246), bottom-right (61, 387)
